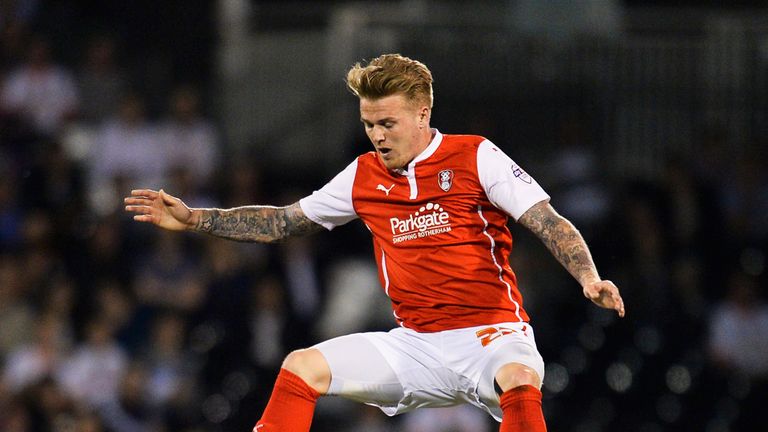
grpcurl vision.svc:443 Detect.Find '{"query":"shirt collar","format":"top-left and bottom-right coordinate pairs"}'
top-left (393, 129), bottom-right (443, 175)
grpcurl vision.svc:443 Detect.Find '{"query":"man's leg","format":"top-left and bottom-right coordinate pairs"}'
top-left (253, 348), bottom-right (330, 432)
top-left (313, 333), bottom-right (404, 406)
top-left (495, 362), bottom-right (546, 432)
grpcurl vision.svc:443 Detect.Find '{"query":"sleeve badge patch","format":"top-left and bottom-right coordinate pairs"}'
top-left (511, 163), bottom-right (532, 184)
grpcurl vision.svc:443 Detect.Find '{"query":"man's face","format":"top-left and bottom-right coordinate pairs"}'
top-left (360, 94), bottom-right (429, 171)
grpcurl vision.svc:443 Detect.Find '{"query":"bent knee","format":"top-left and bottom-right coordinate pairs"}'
top-left (282, 348), bottom-right (331, 394)
top-left (495, 362), bottom-right (542, 392)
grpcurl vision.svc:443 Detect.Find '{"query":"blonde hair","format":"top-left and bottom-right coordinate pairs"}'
top-left (346, 54), bottom-right (433, 108)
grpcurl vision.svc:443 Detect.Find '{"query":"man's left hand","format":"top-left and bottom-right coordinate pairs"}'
top-left (584, 280), bottom-right (625, 317)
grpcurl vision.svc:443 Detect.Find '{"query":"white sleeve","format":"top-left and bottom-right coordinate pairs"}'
top-left (477, 139), bottom-right (550, 221)
top-left (299, 159), bottom-right (359, 230)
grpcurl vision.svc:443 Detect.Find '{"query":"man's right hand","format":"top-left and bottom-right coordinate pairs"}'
top-left (124, 189), bottom-right (198, 231)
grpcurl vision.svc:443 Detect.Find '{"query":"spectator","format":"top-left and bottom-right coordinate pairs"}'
top-left (56, 317), bottom-right (128, 407)
top-left (83, 216), bottom-right (133, 285)
top-left (606, 182), bottom-right (672, 324)
top-left (708, 269), bottom-right (768, 432)
top-left (74, 410), bottom-right (107, 432)
top-left (401, 405), bottom-right (492, 432)
top-left (317, 257), bottom-right (391, 340)
top-left (0, 168), bottom-right (23, 252)
top-left (19, 210), bottom-right (66, 298)
top-left (76, 34), bottom-right (128, 125)
top-left (19, 138), bottom-right (85, 215)
top-left (141, 312), bottom-right (198, 409)
top-left (1, 313), bottom-right (71, 393)
top-left (0, 35), bottom-right (78, 135)
top-left (26, 377), bottom-right (79, 431)
top-left (0, 399), bottom-right (31, 432)
top-left (166, 164), bottom-right (218, 210)
top-left (196, 237), bottom-right (256, 391)
top-left (250, 274), bottom-right (287, 370)
top-left (719, 152), bottom-right (768, 246)
top-left (708, 270), bottom-right (768, 378)
top-left (159, 84), bottom-right (221, 190)
top-left (662, 158), bottom-right (728, 316)
top-left (88, 91), bottom-right (164, 215)
top-left (339, 405), bottom-right (400, 432)
top-left (90, 280), bottom-right (136, 347)
top-left (219, 155), bottom-right (265, 207)
top-left (0, 254), bottom-right (35, 360)
top-left (544, 114), bottom-right (611, 239)
top-left (279, 235), bottom-right (322, 324)
top-left (97, 362), bottom-right (163, 432)
top-left (133, 230), bottom-right (206, 316)
top-left (1, 19), bottom-right (31, 71)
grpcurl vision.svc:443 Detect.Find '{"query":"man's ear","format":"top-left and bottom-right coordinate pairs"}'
top-left (419, 106), bottom-right (430, 127)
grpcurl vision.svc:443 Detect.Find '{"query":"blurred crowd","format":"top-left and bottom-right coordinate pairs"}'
top-left (2, 3), bottom-right (768, 432)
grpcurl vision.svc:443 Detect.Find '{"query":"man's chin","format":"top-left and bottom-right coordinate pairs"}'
top-left (378, 155), bottom-right (399, 170)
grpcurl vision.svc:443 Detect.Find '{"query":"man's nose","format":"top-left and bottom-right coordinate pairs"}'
top-left (371, 126), bottom-right (385, 142)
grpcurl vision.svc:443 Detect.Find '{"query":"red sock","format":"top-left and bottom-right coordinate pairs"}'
top-left (253, 368), bottom-right (321, 432)
top-left (499, 385), bottom-right (547, 432)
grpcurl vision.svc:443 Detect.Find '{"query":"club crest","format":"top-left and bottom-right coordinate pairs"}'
top-left (438, 169), bottom-right (454, 192)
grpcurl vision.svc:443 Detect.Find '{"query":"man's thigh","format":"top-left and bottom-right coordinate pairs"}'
top-left (313, 333), bottom-right (405, 410)
top-left (313, 328), bottom-right (468, 415)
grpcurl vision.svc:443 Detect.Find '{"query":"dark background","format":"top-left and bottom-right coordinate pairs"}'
top-left (1, 1), bottom-right (767, 431)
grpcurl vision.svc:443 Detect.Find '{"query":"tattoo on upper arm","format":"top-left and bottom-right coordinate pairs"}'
top-left (281, 202), bottom-right (325, 238)
top-left (518, 202), bottom-right (597, 283)
top-left (195, 202), bottom-right (322, 242)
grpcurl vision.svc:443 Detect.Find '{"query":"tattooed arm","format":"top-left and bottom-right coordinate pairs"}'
top-left (193, 203), bottom-right (322, 242)
top-left (125, 189), bottom-right (323, 243)
top-left (518, 200), bottom-right (625, 317)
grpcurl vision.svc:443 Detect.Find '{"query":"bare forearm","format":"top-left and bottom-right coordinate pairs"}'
top-left (519, 202), bottom-right (600, 287)
top-left (192, 202), bottom-right (322, 243)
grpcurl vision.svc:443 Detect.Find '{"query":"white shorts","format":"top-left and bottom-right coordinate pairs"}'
top-left (313, 322), bottom-right (544, 421)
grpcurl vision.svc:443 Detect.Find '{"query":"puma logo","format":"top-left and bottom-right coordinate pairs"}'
top-left (376, 183), bottom-right (395, 196)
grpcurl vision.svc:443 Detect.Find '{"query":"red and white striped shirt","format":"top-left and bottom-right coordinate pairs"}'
top-left (300, 130), bottom-right (549, 332)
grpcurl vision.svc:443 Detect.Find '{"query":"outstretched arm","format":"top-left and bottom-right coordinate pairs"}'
top-left (125, 189), bottom-right (323, 243)
top-left (518, 200), bottom-right (625, 317)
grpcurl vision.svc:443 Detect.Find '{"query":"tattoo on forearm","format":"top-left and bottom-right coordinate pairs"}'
top-left (519, 203), bottom-right (598, 285)
top-left (194, 202), bottom-right (322, 243)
